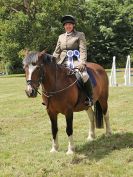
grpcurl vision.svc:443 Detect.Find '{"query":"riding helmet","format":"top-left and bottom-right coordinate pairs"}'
top-left (61, 15), bottom-right (76, 25)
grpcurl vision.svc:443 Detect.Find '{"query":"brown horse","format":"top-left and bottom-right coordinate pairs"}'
top-left (23, 51), bottom-right (111, 154)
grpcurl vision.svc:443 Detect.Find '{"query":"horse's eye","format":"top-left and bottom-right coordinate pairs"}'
top-left (36, 66), bottom-right (40, 70)
top-left (32, 63), bottom-right (36, 66)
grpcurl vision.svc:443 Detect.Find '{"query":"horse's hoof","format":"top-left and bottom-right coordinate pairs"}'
top-left (66, 150), bottom-right (74, 155)
top-left (87, 136), bottom-right (94, 141)
top-left (106, 131), bottom-right (112, 137)
top-left (50, 148), bottom-right (58, 153)
top-left (87, 134), bottom-right (95, 141)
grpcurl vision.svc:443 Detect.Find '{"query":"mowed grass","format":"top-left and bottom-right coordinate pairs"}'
top-left (0, 72), bottom-right (133, 177)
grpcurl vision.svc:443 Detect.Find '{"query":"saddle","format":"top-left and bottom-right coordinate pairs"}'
top-left (75, 68), bottom-right (97, 89)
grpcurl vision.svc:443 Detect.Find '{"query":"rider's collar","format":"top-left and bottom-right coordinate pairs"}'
top-left (66, 30), bottom-right (76, 36)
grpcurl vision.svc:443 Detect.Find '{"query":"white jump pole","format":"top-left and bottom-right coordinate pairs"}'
top-left (124, 55), bottom-right (131, 86)
top-left (109, 56), bottom-right (117, 86)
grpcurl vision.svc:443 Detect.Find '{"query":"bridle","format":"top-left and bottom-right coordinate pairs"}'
top-left (26, 64), bottom-right (45, 95)
top-left (26, 61), bottom-right (78, 98)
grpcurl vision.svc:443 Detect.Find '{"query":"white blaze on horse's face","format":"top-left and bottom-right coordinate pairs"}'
top-left (28, 64), bottom-right (37, 80)
top-left (27, 64), bottom-right (37, 92)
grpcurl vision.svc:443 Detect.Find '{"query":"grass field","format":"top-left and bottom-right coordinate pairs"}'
top-left (0, 72), bottom-right (133, 177)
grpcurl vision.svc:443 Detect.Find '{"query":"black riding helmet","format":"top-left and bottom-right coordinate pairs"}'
top-left (61, 15), bottom-right (76, 25)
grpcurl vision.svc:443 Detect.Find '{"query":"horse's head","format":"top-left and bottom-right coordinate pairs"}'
top-left (23, 50), bottom-right (46, 98)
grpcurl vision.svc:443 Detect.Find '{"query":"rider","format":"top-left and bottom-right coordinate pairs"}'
top-left (53, 15), bottom-right (93, 106)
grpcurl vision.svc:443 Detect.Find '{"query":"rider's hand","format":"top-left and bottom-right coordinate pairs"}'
top-left (78, 63), bottom-right (86, 72)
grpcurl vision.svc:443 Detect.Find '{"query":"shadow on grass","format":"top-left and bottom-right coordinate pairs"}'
top-left (76, 132), bottom-right (133, 160)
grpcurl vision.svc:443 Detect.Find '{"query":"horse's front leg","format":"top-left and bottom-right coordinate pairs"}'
top-left (48, 111), bottom-right (58, 153)
top-left (65, 111), bottom-right (74, 155)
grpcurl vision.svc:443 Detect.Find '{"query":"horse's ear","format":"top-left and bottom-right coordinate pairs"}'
top-left (38, 48), bottom-right (47, 58)
top-left (41, 48), bottom-right (48, 54)
top-left (23, 48), bottom-right (30, 57)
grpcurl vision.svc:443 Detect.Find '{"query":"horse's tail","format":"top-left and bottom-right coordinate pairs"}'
top-left (94, 101), bottom-right (104, 128)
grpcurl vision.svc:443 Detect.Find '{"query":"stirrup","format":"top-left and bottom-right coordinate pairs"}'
top-left (85, 97), bottom-right (93, 106)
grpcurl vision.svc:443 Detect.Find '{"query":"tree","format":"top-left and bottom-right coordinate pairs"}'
top-left (0, 0), bottom-right (133, 73)
top-left (85, 0), bottom-right (133, 67)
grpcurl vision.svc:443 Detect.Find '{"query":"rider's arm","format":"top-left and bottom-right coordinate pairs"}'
top-left (53, 37), bottom-right (61, 60)
top-left (79, 32), bottom-right (87, 65)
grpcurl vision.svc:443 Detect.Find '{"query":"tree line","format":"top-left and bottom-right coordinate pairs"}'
top-left (0, 0), bottom-right (133, 74)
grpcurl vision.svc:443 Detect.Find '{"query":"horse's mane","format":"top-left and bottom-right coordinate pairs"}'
top-left (43, 54), bottom-right (56, 65)
top-left (23, 51), bottom-right (55, 66)
top-left (23, 51), bottom-right (71, 78)
top-left (23, 51), bottom-right (38, 65)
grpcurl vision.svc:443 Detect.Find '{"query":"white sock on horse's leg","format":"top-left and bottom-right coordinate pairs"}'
top-left (104, 110), bottom-right (112, 136)
top-left (50, 134), bottom-right (59, 153)
top-left (86, 107), bottom-right (95, 141)
top-left (66, 135), bottom-right (75, 155)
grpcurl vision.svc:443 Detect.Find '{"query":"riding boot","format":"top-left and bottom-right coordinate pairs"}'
top-left (84, 79), bottom-right (93, 106)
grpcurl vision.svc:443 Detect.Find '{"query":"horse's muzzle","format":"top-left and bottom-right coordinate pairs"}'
top-left (25, 89), bottom-right (38, 98)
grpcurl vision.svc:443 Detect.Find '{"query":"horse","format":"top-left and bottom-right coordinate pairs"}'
top-left (23, 51), bottom-right (112, 154)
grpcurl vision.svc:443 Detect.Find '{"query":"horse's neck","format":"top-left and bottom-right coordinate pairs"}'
top-left (42, 64), bottom-right (73, 92)
top-left (55, 65), bottom-right (75, 86)
top-left (42, 63), bottom-right (57, 91)
top-left (57, 65), bottom-right (69, 80)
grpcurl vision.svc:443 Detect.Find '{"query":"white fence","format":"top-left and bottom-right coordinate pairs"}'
top-left (109, 56), bottom-right (117, 86)
top-left (124, 55), bottom-right (131, 86)
top-left (109, 55), bottom-right (133, 87)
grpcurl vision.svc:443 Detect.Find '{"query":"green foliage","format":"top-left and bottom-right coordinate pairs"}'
top-left (0, 0), bottom-right (133, 73)
top-left (86, 0), bottom-right (133, 67)
top-left (5, 61), bottom-right (13, 75)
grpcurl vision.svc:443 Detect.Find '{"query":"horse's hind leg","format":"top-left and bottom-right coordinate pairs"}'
top-left (65, 111), bottom-right (74, 155)
top-left (86, 107), bottom-right (95, 141)
top-left (99, 99), bottom-right (112, 136)
top-left (48, 111), bottom-right (59, 153)
top-left (104, 110), bottom-right (112, 136)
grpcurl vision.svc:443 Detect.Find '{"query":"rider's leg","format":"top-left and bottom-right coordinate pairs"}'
top-left (80, 70), bottom-right (93, 106)
top-left (84, 78), bottom-right (93, 106)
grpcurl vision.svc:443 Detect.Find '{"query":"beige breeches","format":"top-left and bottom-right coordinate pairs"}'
top-left (78, 70), bottom-right (89, 83)
top-left (62, 59), bottom-right (89, 83)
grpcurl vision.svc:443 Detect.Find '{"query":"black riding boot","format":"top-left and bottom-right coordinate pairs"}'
top-left (84, 79), bottom-right (93, 106)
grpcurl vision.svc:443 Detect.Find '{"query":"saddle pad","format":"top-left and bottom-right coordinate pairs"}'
top-left (75, 68), bottom-right (97, 88)
top-left (87, 68), bottom-right (97, 87)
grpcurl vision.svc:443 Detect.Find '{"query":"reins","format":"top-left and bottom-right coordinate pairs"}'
top-left (41, 63), bottom-right (78, 98)
top-left (42, 78), bottom-right (78, 98)
top-left (26, 54), bottom-right (78, 98)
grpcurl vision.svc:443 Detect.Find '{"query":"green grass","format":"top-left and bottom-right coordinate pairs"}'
top-left (0, 72), bottom-right (133, 177)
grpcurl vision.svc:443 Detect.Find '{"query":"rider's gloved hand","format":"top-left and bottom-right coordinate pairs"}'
top-left (78, 63), bottom-right (86, 72)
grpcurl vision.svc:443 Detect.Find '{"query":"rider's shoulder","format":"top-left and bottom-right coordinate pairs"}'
top-left (58, 31), bottom-right (85, 39)
top-left (75, 31), bottom-right (85, 37)
top-left (59, 33), bottom-right (66, 39)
